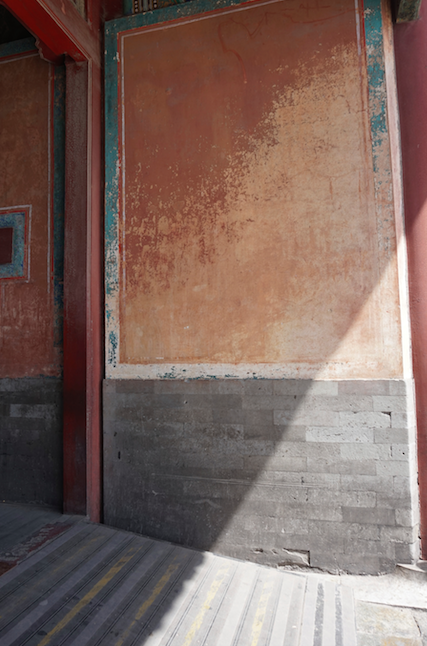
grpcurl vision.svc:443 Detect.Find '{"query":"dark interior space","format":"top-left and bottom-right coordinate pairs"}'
top-left (0, 7), bottom-right (32, 45)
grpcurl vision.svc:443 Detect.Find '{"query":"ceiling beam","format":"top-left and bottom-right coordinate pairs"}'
top-left (0, 0), bottom-right (99, 63)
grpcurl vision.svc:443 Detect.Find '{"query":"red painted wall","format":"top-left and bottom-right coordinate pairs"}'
top-left (0, 52), bottom-right (61, 378)
top-left (394, 3), bottom-right (427, 558)
top-left (115, 0), bottom-right (402, 380)
top-left (1, 0), bottom-right (103, 520)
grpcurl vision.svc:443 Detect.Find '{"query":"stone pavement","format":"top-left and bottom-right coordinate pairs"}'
top-left (0, 502), bottom-right (425, 645)
top-left (338, 563), bottom-right (427, 645)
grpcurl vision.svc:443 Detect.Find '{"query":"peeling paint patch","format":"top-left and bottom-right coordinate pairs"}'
top-left (104, 0), bottom-right (402, 380)
top-left (363, 0), bottom-right (399, 291)
top-left (108, 330), bottom-right (119, 368)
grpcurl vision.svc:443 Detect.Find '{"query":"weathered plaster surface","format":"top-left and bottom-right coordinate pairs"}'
top-left (0, 47), bottom-right (63, 377)
top-left (105, 0), bottom-right (403, 379)
top-left (103, 2), bottom-right (419, 573)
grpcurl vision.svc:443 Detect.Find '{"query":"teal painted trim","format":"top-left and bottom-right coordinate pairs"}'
top-left (104, 25), bottom-right (119, 299)
top-left (105, 18), bottom-right (120, 368)
top-left (108, 331), bottom-right (118, 368)
top-left (363, 0), bottom-right (387, 176)
top-left (0, 37), bottom-right (37, 59)
top-left (53, 67), bottom-right (66, 353)
top-left (0, 211), bottom-right (26, 278)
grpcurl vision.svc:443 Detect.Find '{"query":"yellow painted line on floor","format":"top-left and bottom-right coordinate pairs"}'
top-left (182, 566), bottom-right (230, 646)
top-left (0, 538), bottom-right (102, 629)
top-left (250, 578), bottom-right (274, 646)
top-left (48, 536), bottom-right (103, 580)
top-left (12, 536), bottom-right (102, 612)
top-left (37, 546), bottom-right (140, 646)
top-left (115, 561), bottom-right (179, 646)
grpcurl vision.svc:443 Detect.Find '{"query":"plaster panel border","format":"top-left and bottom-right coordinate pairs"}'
top-left (104, 0), bottom-right (401, 381)
top-left (0, 207), bottom-right (31, 281)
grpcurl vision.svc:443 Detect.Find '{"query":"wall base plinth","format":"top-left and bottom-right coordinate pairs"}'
top-left (103, 378), bottom-right (419, 575)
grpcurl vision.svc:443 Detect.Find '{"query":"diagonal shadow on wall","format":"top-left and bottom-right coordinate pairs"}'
top-left (103, 0), bottom-right (416, 610)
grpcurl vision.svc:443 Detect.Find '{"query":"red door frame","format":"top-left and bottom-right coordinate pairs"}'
top-left (1, 0), bottom-right (103, 521)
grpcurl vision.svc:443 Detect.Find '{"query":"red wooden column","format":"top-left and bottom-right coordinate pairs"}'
top-left (86, 52), bottom-right (103, 523)
top-left (63, 60), bottom-right (89, 514)
top-left (2, 0), bottom-right (103, 521)
top-left (394, 2), bottom-right (427, 559)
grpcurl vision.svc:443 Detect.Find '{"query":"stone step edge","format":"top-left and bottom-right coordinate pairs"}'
top-left (396, 562), bottom-right (427, 581)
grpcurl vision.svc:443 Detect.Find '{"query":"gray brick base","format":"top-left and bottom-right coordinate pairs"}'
top-left (0, 378), bottom-right (63, 507)
top-left (103, 378), bottom-right (420, 574)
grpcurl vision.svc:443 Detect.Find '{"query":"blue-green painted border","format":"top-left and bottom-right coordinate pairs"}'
top-left (0, 37), bottom-right (37, 58)
top-left (363, 0), bottom-right (394, 268)
top-left (105, 11), bottom-right (120, 369)
top-left (0, 211), bottom-right (26, 278)
top-left (363, 0), bottom-right (387, 177)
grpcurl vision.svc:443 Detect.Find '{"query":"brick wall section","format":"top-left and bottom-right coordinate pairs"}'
top-left (0, 378), bottom-right (63, 507)
top-left (103, 379), bottom-right (420, 574)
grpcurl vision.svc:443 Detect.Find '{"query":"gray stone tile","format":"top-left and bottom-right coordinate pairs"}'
top-left (342, 506), bottom-right (395, 526)
top-left (115, 379), bottom-right (155, 393)
top-left (338, 380), bottom-right (390, 395)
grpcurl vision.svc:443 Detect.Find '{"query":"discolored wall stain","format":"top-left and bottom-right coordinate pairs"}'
top-left (118, 0), bottom-right (402, 375)
top-left (0, 52), bottom-right (62, 377)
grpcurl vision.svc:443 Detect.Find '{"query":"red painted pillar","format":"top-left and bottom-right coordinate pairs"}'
top-left (1, 0), bottom-right (103, 522)
top-left (63, 60), bottom-right (89, 515)
top-left (63, 63), bottom-right (102, 521)
top-left (394, 4), bottom-right (427, 559)
top-left (85, 0), bottom-right (103, 525)
top-left (86, 57), bottom-right (103, 523)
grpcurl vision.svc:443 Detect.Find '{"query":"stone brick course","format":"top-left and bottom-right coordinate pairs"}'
top-left (103, 378), bottom-right (419, 574)
top-left (0, 377), bottom-right (62, 507)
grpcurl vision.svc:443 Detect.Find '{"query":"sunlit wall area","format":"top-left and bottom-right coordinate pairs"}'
top-left (103, 0), bottom-right (419, 574)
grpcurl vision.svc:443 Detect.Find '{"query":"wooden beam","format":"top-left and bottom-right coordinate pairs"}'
top-left (0, 0), bottom-right (100, 63)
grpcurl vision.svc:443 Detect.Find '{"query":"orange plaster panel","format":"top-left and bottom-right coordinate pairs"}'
top-left (0, 54), bottom-right (61, 377)
top-left (120, 0), bottom-right (401, 371)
